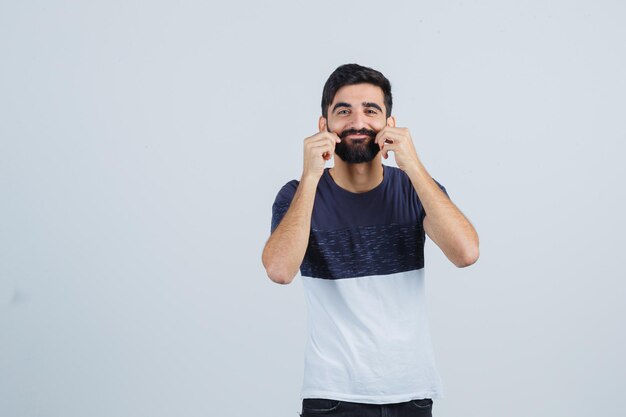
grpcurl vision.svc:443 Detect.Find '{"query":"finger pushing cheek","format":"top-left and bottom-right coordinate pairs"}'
top-left (328, 137), bottom-right (338, 150)
top-left (375, 128), bottom-right (388, 149)
top-left (326, 132), bottom-right (341, 144)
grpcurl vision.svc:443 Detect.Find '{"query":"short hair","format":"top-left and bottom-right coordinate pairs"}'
top-left (321, 63), bottom-right (393, 118)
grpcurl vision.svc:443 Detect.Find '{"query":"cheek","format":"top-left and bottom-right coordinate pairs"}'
top-left (373, 119), bottom-right (388, 132)
top-left (328, 119), bottom-right (347, 134)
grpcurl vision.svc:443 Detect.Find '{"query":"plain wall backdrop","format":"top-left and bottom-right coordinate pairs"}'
top-left (1, 1), bottom-right (625, 416)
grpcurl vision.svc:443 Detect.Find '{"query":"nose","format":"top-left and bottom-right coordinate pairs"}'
top-left (346, 111), bottom-right (368, 130)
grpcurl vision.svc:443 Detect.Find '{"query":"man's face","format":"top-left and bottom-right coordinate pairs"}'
top-left (322, 83), bottom-right (392, 164)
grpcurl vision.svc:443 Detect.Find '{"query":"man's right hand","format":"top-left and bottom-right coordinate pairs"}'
top-left (302, 131), bottom-right (341, 180)
top-left (262, 131), bottom-right (340, 285)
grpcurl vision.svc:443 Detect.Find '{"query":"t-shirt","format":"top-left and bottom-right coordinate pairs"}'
top-left (271, 164), bottom-right (449, 404)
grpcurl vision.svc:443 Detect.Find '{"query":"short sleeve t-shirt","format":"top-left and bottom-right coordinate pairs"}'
top-left (271, 164), bottom-right (449, 404)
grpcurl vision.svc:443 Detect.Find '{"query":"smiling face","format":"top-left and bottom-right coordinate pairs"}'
top-left (320, 83), bottom-right (395, 163)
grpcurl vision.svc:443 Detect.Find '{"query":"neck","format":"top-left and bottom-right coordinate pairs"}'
top-left (329, 155), bottom-right (384, 193)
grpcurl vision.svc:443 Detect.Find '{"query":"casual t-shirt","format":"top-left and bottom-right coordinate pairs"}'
top-left (271, 164), bottom-right (449, 404)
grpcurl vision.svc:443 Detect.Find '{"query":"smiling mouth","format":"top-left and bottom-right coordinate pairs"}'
top-left (339, 128), bottom-right (377, 141)
top-left (346, 135), bottom-right (369, 141)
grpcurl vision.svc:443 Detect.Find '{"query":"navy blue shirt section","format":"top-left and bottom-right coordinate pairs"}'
top-left (271, 165), bottom-right (449, 279)
top-left (302, 222), bottom-right (425, 279)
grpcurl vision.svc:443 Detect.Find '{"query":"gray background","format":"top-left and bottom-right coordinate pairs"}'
top-left (1, 1), bottom-right (625, 416)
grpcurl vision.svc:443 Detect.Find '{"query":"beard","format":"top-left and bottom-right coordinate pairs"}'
top-left (330, 127), bottom-right (380, 164)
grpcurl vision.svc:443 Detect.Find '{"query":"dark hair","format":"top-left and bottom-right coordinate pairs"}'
top-left (321, 63), bottom-right (393, 118)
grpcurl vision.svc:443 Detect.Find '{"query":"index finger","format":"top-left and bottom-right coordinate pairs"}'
top-left (323, 130), bottom-right (341, 143)
top-left (375, 127), bottom-right (390, 149)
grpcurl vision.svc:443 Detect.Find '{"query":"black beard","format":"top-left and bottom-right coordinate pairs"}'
top-left (330, 127), bottom-right (380, 164)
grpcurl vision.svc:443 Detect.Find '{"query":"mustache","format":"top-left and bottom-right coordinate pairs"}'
top-left (339, 128), bottom-right (377, 139)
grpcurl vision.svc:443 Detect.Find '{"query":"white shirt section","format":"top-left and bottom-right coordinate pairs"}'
top-left (300, 269), bottom-right (444, 404)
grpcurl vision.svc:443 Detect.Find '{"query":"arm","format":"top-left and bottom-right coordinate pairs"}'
top-left (262, 175), bottom-right (318, 284)
top-left (376, 127), bottom-right (479, 268)
top-left (262, 130), bottom-right (341, 284)
top-left (406, 161), bottom-right (479, 268)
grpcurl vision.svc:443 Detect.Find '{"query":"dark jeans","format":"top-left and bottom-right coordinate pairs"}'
top-left (299, 398), bottom-right (433, 417)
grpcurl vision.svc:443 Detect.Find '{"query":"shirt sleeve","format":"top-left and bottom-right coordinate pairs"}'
top-left (270, 180), bottom-right (299, 233)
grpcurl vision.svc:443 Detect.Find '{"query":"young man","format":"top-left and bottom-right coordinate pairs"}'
top-left (262, 64), bottom-right (479, 417)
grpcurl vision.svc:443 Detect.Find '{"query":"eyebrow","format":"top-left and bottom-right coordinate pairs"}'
top-left (332, 102), bottom-right (383, 113)
top-left (363, 102), bottom-right (383, 112)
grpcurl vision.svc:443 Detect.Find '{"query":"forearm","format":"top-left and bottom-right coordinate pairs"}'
top-left (406, 161), bottom-right (479, 267)
top-left (262, 175), bottom-right (319, 284)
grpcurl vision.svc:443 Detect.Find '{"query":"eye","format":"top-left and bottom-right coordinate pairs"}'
top-left (337, 109), bottom-right (350, 115)
top-left (366, 109), bottom-right (378, 114)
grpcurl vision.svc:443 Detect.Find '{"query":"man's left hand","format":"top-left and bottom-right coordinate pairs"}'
top-left (375, 127), bottom-right (420, 172)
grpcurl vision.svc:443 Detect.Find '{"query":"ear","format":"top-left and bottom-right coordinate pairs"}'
top-left (386, 116), bottom-right (396, 127)
top-left (318, 116), bottom-right (327, 132)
